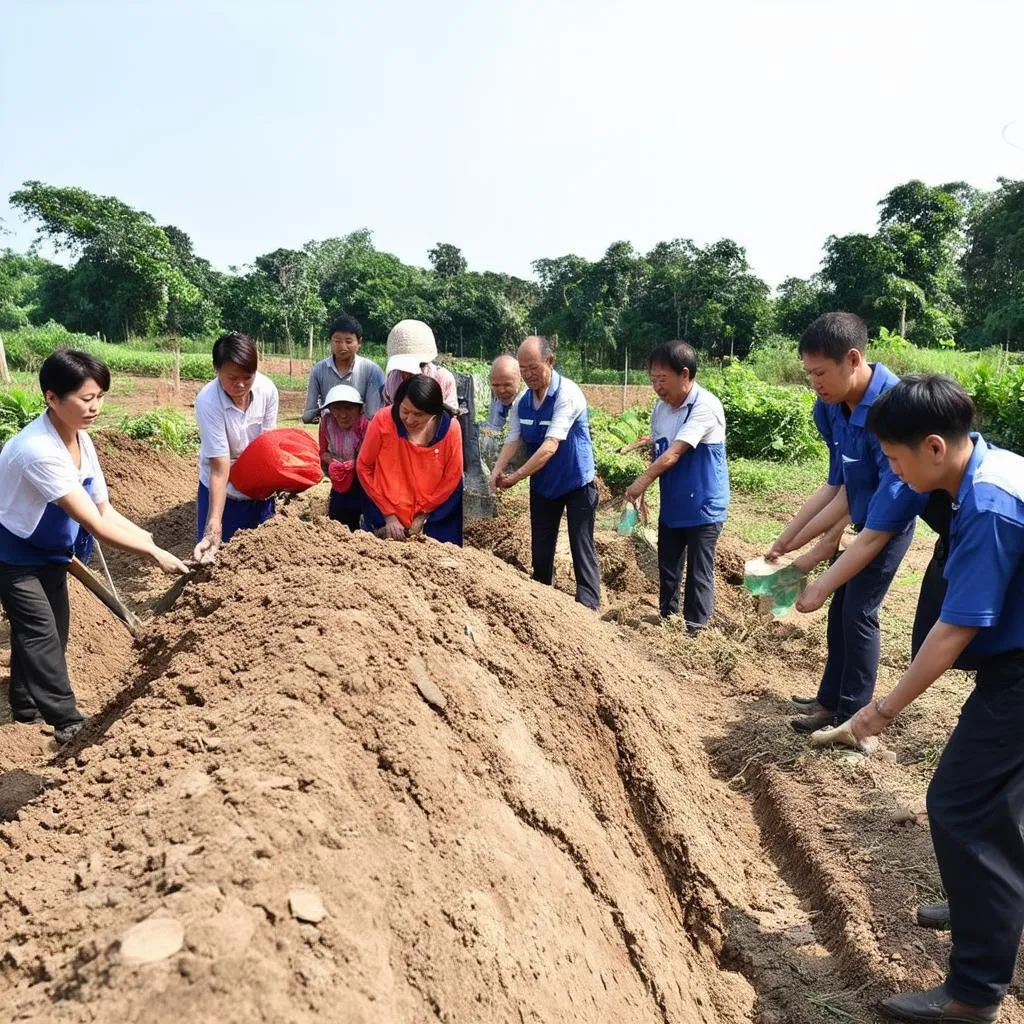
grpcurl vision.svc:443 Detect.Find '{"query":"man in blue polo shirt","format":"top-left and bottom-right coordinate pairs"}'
top-left (766, 312), bottom-right (923, 732)
top-left (845, 375), bottom-right (1024, 1024)
top-left (490, 336), bottom-right (600, 610)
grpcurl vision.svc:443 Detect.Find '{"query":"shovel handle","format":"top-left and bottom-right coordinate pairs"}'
top-left (68, 557), bottom-right (140, 636)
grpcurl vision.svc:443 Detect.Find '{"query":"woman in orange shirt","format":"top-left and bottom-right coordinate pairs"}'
top-left (357, 375), bottom-right (464, 546)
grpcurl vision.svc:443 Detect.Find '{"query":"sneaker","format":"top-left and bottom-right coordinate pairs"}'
top-left (54, 720), bottom-right (86, 745)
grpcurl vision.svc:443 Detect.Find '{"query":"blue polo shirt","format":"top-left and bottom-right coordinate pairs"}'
top-left (940, 434), bottom-right (1024, 658)
top-left (813, 362), bottom-right (926, 531)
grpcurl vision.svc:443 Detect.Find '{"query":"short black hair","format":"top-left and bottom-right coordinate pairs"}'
top-left (212, 331), bottom-right (258, 374)
top-left (867, 374), bottom-right (975, 445)
top-left (798, 312), bottom-right (868, 362)
top-left (392, 374), bottom-right (444, 427)
top-left (39, 349), bottom-right (111, 399)
top-left (328, 314), bottom-right (363, 341)
top-left (649, 340), bottom-right (697, 379)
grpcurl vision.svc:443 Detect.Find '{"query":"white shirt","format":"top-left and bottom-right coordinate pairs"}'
top-left (195, 372), bottom-right (279, 499)
top-left (650, 382), bottom-right (726, 450)
top-left (506, 372), bottom-right (588, 443)
top-left (0, 413), bottom-right (108, 540)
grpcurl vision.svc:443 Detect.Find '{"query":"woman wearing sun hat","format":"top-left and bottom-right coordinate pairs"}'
top-left (318, 383), bottom-right (369, 531)
top-left (382, 319), bottom-right (458, 413)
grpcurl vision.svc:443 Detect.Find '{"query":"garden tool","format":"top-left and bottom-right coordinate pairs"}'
top-left (68, 554), bottom-right (142, 637)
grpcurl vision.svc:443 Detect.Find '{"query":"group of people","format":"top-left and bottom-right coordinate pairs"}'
top-left (0, 306), bottom-right (1021, 1023)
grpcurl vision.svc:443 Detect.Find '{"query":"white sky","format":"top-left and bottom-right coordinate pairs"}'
top-left (2, 0), bottom-right (1022, 288)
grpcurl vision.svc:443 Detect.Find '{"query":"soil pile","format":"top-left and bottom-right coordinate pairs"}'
top-left (0, 509), bottom-right (777, 1024)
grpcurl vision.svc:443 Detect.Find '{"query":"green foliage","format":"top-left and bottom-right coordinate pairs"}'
top-left (117, 408), bottom-right (200, 454)
top-left (964, 364), bottom-right (1024, 452)
top-left (713, 363), bottom-right (823, 461)
top-left (728, 455), bottom-right (829, 497)
top-left (0, 386), bottom-right (45, 448)
top-left (589, 406), bottom-right (651, 492)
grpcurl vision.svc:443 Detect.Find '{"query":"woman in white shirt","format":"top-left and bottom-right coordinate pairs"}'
top-left (0, 350), bottom-right (187, 744)
top-left (193, 332), bottom-right (279, 562)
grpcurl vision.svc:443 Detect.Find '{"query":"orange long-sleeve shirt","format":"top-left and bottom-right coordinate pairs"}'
top-left (356, 408), bottom-right (463, 528)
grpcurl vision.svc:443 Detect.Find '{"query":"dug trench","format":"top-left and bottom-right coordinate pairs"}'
top-left (0, 439), bottom-right (1019, 1023)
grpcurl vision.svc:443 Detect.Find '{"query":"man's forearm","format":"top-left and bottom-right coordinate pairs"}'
top-left (879, 622), bottom-right (979, 717)
top-left (786, 489), bottom-right (850, 553)
top-left (791, 519), bottom-right (847, 573)
top-left (510, 441), bottom-right (557, 482)
top-left (811, 527), bottom-right (891, 597)
top-left (776, 484), bottom-right (841, 550)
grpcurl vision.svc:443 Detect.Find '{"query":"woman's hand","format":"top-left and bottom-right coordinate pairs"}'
top-left (194, 523), bottom-right (221, 564)
top-left (151, 546), bottom-right (190, 575)
top-left (384, 515), bottom-right (407, 541)
top-left (408, 513), bottom-right (427, 537)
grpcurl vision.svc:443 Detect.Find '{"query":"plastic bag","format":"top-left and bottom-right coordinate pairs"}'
top-left (616, 504), bottom-right (639, 535)
top-left (743, 557), bottom-right (805, 618)
top-left (229, 428), bottom-right (323, 501)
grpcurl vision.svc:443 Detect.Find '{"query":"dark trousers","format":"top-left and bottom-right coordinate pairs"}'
top-left (928, 653), bottom-right (1024, 1006)
top-left (328, 490), bottom-right (362, 531)
top-left (657, 521), bottom-right (723, 627)
top-left (0, 564), bottom-right (82, 729)
top-left (816, 523), bottom-right (914, 722)
top-left (912, 539), bottom-right (983, 670)
top-left (196, 483), bottom-right (275, 544)
top-left (529, 481), bottom-right (601, 610)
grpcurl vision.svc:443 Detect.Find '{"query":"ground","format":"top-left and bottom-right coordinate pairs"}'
top-left (0, 388), bottom-right (1020, 1022)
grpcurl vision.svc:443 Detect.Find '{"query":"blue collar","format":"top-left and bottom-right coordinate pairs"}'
top-left (849, 363), bottom-right (892, 427)
top-left (954, 432), bottom-right (988, 509)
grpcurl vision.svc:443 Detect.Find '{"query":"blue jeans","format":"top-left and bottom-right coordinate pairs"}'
top-left (816, 523), bottom-right (915, 722)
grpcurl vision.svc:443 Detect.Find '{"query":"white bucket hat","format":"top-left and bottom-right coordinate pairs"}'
top-left (320, 383), bottom-right (364, 410)
top-left (385, 319), bottom-right (437, 376)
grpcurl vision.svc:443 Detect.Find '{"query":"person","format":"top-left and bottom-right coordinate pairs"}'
top-left (357, 374), bottom-right (464, 545)
top-left (302, 313), bottom-right (384, 423)
top-left (382, 319), bottom-right (458, 413)
top-left (623, 340), bottom-right (729, 632)
top-left (481, 354), bottom-right (523, 465)
top-left (490, 336), bottom-right (601, 610)
top-left (318, 383), bottom-right (369, 531)
top-left (766, 312), bottom-right (923, 733)
top-left (194, 332), bottom-right (279, 562)
top-left (843, 376), bottom-right (1024, 1024)
top-left (0, 350), bottom-right (187, 744)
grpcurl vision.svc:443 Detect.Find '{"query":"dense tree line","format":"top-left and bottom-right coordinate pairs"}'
top-left (1, 177), bottom-right (1022, 366)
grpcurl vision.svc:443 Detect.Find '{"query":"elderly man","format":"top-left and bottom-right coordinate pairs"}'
top-left (490, 336), bottom-right (600, 610)
top-left (480, 354), bottom-right (522, 464)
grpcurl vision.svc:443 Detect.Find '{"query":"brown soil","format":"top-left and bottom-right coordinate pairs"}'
top-left (2, 437), bottom-right (1022, 1023)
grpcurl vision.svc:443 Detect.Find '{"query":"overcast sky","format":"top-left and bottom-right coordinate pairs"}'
top-left (2, 0), bottom-right (1022, 288)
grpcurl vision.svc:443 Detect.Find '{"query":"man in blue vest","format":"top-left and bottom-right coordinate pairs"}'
top-left (845, 375), bottom-right (1024, 1024)
top-left (766, 312), bottom-right (923, 733)
top-left (490, 336), bottom-right (600, 610)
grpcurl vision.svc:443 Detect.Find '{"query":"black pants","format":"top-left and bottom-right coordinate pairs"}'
top-left (529, 481), bottom-right (601, 610)
top-left (657, 521), bottom-right (723, 627)
top-left (816, 524), bottom-right (915, 722)
top-left (0, 564), bottom-right (82, 729)
top-left (928, 652), bottom-right (1024, 1006)
top-left (328, 490), bottom-right (362, 531)
top-left (912, 538), bottom-right (983, 671)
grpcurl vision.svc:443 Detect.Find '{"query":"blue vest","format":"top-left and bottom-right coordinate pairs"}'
top-left (0, 477), bottom-right (98, 567)
top-left (517, 373), bottom-right (595, 500)
top-left (654, 395), bottom-right (730, 528)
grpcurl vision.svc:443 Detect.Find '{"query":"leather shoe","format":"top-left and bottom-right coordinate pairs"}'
top-left (917, 903), bottom-right (950, 930)
top-left (790, 694), bottom-right (819, 706)
top-left (879, 984), bottom-right (998, 1022)
top-left (791, 708), bottom-right (834, 733)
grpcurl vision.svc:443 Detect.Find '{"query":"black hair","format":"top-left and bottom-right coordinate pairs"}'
top-left (328, 314), bottom-right (363, 341)
top-left (648, 340), bottom-right (698, 379)
top-left (391, 374), bottom-right (444, 427)
top-left (798, 312), bottom-right (868, 362)
top-left (212, 331), bottom-right (258, 374)
top-left (867, 374), bottom-right (975, 445)
top-left (39, 349), bottom-right (111, 399)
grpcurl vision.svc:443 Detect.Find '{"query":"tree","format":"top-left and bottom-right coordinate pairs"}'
top-left (774, 276), bottom-right (830, 336)
top-left (428, 242), bottom-right (467, 279)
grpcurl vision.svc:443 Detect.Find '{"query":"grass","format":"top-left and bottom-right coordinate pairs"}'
top-left (729, 454), bottom-right (829, 499)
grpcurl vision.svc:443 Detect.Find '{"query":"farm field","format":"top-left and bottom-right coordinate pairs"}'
top-left (0, 426), bottom-right (1019, 1023)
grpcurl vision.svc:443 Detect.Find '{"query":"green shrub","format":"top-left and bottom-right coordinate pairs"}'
top-left (965, 364), bottom-right (1024, 452)
top-left (117, 408), bottom-right (200, 455)
top-left (589, 405), bottom-right (650, 492)
top-left (0, 387), bottom-right (45, 448)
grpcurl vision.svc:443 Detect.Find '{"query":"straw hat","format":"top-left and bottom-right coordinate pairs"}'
top-left (385, 319), bottom-right (437, 376)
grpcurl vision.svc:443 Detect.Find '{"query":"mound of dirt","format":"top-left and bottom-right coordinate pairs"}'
top-left (0, 509), bottom-right (783, 1024)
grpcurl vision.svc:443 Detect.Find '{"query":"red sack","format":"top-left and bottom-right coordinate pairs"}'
top-left (229, 428), bottom-right (322, 501)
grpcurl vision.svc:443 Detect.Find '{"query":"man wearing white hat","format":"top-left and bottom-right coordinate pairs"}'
top-left (383, 319), bottom-right (458, 413)
top-left (318, 383), bottom-right (369, 531)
